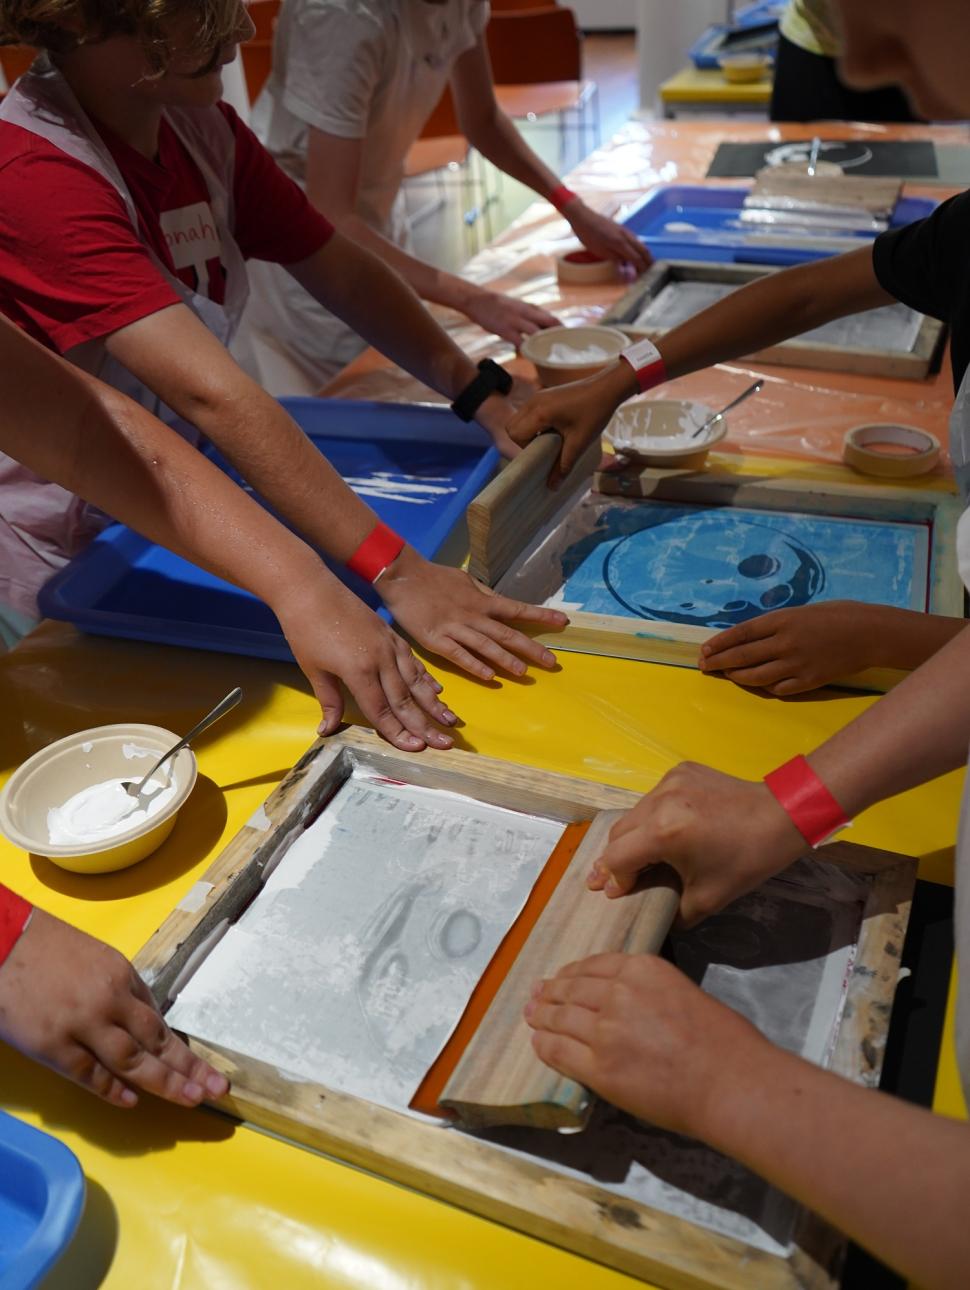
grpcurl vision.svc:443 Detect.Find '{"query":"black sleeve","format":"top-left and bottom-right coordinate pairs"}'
top-left (872, 189), bottom-right (970, 327)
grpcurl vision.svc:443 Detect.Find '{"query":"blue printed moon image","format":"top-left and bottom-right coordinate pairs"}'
top-left (603, 512), bottom-right (826, 628)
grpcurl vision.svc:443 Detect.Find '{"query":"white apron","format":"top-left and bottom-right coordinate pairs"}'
top-left (0, 56), bottom-right (249, 617)
top-left (948, 364), bottom-right (970, 1106)
top-left (233, 0), bottom-right (486, 396)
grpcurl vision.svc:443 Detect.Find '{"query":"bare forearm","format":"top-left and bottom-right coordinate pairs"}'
top-left (865, 606), bottom-right (968, 670)
top-left (289, 232), bottom-right (477, 399)
top-left (334, 211), bottom-right (486, 315)
top-left (0, 325), bottom-right (330, 602)
top-left (582, 246), bottom-right (895, 408)
top-left (808, 624), bottom-right (970, 816)
top-left (705, 1043), bottom-right (970, 1289)
top-left (465, 108), bottom-right (560, 197)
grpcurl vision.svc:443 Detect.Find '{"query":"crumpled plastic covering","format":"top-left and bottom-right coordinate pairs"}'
top-left (329, 118), bottom-right (970, 474)
top-left (1, 117), bottom-right (966, 1290)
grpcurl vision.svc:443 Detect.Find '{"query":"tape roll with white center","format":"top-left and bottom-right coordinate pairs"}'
top-left (842, 423), bottom-right (941, 479)
top-left (555, 250), bottom-right (619, 286)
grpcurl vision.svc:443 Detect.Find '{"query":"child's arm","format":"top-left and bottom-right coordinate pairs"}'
top-left (1, 317), bottom-right (455, 749)
top-left (587, 620), bottom-right (970, 922)
top-left (285, 229), bottom-right (526, 455)
top-left (700, 601), bottom-right (968, 695)
top-left (0, 895), bottom-right (228, 1109)
top-left (100, 303), bottom-right (567, 691)
top-left (508, 245), bottom-right (894, 481)
top-left (304, 131), bottom-right (560, 349)
top-left (449, 40), bottom-right (651, 273)
top-left (526, 953), bottom-right (970, 1290)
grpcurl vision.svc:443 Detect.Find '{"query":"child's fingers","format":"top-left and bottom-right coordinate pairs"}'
top-left (700, 633), bottom-right (781, 673)
top-left (531, 974), bottom-right (612, 1014)
top-left (524, 998), bottom-right (599, 1047)
top-left (721, 660), bottom-right (797, 689)
top-left (481, 590), bottom-right (569, 630)
top-left (701, 617), bottom-right (776, 660)
top-left (549, 953), bottom-right (629, 982)
top-left (530, 1029), bottom-right (595, 1085)
top-left (68, 1045), bottom-right (138, 1107)
top-left (590, 833), bottom-right (666, 898)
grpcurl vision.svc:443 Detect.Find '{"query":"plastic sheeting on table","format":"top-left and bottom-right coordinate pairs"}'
top-left (329, 120), bottom-right (969, 468)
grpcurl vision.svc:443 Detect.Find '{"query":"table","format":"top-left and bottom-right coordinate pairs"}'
top-left (2, 117), bottom-right (967, 1290)
top-left (659, 66), bottom-right (772, 119)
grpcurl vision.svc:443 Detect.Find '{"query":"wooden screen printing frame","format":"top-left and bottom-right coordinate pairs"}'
top-left (604, 260), bottom-right (947, 382)
top-left (135, 728), bottom-right (917, 1290)
top-left (466, 438), bottom-right (964, 693)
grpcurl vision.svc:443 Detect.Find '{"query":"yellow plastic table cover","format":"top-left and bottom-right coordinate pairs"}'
top-left (0, 618), bottom-right (964, 1290)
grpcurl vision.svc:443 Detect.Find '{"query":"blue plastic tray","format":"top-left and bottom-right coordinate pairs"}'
top-left (688, 2), bottom-right (782, 69)
top-left (623, 184), bottom-right (937, 267)
top-left (0, 1111), bottom-right (85, 1289)
top-left (38, 398), bottom-right (499, 662)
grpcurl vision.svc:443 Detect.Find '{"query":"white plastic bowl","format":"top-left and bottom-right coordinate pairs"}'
top-left (605, 399), bottom-right (727, 469)
top-left (0, 724), bottom-right (197, 874)
top-left (520, 325), bottom-right (629, 387)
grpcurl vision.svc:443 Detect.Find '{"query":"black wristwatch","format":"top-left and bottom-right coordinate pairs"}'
top-left (450, 358), bottom-right (513, 422)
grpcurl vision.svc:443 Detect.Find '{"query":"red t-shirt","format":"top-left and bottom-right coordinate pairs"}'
top-left (0, 102), bottom-right (334, 354)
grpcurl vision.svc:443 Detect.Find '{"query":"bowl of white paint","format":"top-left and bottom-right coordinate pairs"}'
top-left (0, 724), bottom-right (197, 874)
top-left (520, 324), bottom-right (629, 387)
top-left (604, 399), bottom-right (727, 469)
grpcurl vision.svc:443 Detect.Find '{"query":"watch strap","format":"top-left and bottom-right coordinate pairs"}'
top-left (451, 359), bottom-right (513, 423)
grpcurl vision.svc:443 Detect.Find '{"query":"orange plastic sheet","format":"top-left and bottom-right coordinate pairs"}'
top-left (328, 119), bottom-right (969, 470)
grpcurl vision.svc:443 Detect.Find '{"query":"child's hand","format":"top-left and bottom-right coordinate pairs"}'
top-left (525, 953), bottom-right (766, 1136)
top-left (377, 550), bottom-right (568, 682)
top-left (0, 909), bottom-right (228, 1109)
top-left (700, 601), bottom-right (883, 695)
top-left (276, 572), bottom-right (459, 752)
top-left (464, 289), bottom-right (560, 350)
top-left (587, 763), bottom-right (805, 925)
top-left (562, 202), bottom-right (653, 273)
top-left (507, 366), bottom-right (633, 486)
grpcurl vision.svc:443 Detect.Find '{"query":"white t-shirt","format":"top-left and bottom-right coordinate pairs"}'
top-left (253, 0), bottom-right (489, 239)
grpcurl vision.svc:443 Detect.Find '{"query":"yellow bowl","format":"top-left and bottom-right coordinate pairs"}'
top-left (520, 325), bottom-right (629, 388)
top-left (605, 399), bottom-right (727, 469)
top-left (0, 724), bottom-right (197, 873)
top-left (717, 53), bottom-right (772, 83)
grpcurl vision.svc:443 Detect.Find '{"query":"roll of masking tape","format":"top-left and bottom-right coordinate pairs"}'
top-left (556, 249), bottom-right (619, 286)
top-left (842, 422), bottom-right (941, 479)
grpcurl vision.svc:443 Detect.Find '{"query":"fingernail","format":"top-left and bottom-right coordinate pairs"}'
top-left (184, 1080), bottom-right (204, 1102)
top-left (541, 651), bottom-right (555, 667)
top-left (530, 979), bottom-right (543, 997)
top-left (442, 709), bottom-right (458, 723)
top-left (206, 1072), bottom-right (229, 1096)
top-left (523, 1000), bottom-right (536, 1021)
top-left (433, 734), bottom-right (454, 749)
top-left (605, 879), bottom-right (620, 897)
top-left (120, 1088), bottom-right (137, 1107)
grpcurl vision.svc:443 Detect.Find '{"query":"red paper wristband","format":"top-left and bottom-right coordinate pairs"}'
top-left (0, 884), bottom-right (32, 968)
top-left (549, 184), bottom-right (578, 212)
top-left (619, 339), bottom-right (668, 394)
top-left (763, 755), bottom-right (851, 848)
top-left (346, 521), bottom-right (405, 584)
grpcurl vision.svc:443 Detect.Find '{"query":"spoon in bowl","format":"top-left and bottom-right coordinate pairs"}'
top-left (123, 687), bottom-right (242, 798)
top-left (690, 380), bottom-right (763, 440)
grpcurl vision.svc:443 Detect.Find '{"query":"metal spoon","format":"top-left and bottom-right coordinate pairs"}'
top-left (690, 380), bottom-right (763, 440)
top-left (123, 687), bottom-right (242, 797)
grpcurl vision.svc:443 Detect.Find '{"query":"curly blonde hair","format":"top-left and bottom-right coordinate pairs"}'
top-left (0, 0), bottom-right (246, 72)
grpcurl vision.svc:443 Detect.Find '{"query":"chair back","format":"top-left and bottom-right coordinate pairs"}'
top-left (0, 45), bottom-right (36, 86)
top-left (419, 85), bottom-right (461, 139)
top-left (485, 7), bottom-right (582, 85)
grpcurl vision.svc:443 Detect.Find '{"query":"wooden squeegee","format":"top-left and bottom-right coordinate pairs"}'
top-left (411, 810), bottom-right (681, 1132)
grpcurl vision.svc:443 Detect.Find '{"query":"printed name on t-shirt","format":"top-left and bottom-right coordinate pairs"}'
top-left (159, 201), bottom-right (223, 296)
